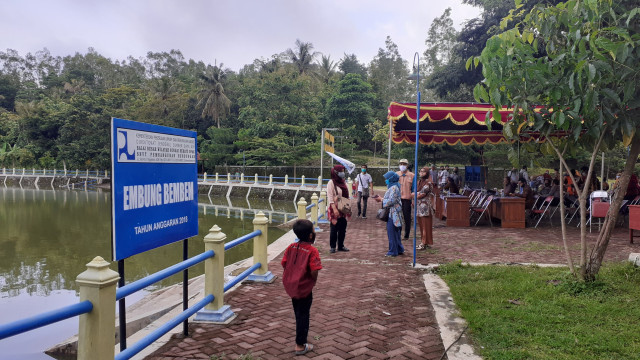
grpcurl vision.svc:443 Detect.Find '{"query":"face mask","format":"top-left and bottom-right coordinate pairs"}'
top-left (399, 165), bottom-right (407, 172)
top-left (361, 168), bottom-right (366, 173)
top-left (385, 179), bottom-right (390, 186)
top-left (338, 172), bottom-right (345, 178)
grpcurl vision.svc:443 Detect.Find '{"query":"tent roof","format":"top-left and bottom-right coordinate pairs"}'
top-left (388, 102), bottom-right (547, 145)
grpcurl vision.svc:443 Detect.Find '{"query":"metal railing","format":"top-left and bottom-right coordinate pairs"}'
top-left (0, 212), bottom-right (274, 360)
top-left (1, 168), bottom-right (110, 178)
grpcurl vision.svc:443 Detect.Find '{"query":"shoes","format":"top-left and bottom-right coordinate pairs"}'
top-left (330, 248), bottom-right (336, 253)
top-left (338, 247), bottom-right (350, 252)
top-left (416, 244), bottom-right (426, 250)
top-left (295, 343), bottom-right (314, 356)
top-left (385, 253), bottom-right (397, 257)
top-left (362, 216), bottom-right (367, 219)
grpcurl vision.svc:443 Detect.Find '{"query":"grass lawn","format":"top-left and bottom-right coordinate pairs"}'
top-left (437, 262), bottom-right (640, 360)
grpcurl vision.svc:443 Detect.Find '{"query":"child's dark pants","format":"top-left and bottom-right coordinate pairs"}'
top-left (292, 292), bottom-right (313, 346)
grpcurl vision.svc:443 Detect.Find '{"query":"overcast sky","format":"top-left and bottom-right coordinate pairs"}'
top-left (1, 0), bottom-right (482, 71)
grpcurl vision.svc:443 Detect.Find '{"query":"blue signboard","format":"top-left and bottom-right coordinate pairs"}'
top-left (111, 118), bottom-right (198, 261)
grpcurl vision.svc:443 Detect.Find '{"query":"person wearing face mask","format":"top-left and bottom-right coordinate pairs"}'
top-left (326, 164), bottom-right (350, 253)
top-left (355, 164), bottom-right (373, 219)
top-left (396, 159), bottom-right (415, 240)
top-left (374, 171), bottom-right (405, 257)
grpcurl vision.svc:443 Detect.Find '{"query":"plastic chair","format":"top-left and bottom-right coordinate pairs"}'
top-left (531, 196), bottom-right (554, 228)
top-left (589, 191), bottom-right (610, 232)
top-left (470, 195), bottom-right (494, 226)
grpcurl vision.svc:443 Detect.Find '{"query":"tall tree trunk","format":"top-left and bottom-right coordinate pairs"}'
top-left (558, 151), bottom-right (576, 276)
top-left (585, 133), bottom-right (640, 281)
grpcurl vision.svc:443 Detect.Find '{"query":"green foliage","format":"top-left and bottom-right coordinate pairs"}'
top-left (325, 73), bottom-right (375, 144)
top-left (200, 127), bottom-right (237, 167)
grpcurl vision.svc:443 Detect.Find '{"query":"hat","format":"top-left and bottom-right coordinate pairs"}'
top-left (399, 159), bottom-right (409, 164)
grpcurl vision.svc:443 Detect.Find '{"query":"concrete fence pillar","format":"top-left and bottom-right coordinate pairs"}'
top-left (104, 170), bottom-right (107, 177)
top-left (215, 173), bottom-right (219, 183)
top-left (247, 212), bottom-right (275, 282)
top-left (195, 225), bottom-right (234, 323)
top-left (297, 197), bottom-right (307, 220)
top-left (33, 168), bottom-right (35, 175)
top-left (12, 168), bottom-right (15, 175)
top-left (227, 173), bottom-right (231, 183)
top-left (285, 175), bottom-right (289, 187)
top-left (319, 190), bottom-right (327, 218)
top-left (54, 169), bottom-right (57, 176)
top-left (240, 173), bottom-right (244, 184)
top-left (301, 175), bottom-right (305, 187)
top-left (75, 169), bottom-right (79, 177)
top-left (269, 174), bottom-right (273, 185)
top-left (22, 168), bottom-right (25, 175)
top-left (203, 172), bottom-right (207, 182)
top-left (318, 176), bottom-right (322, 188)
top-left (76, 256), bottom-right (119, 360)
top-left (311, 193), bottom-right (319, 225)
top-left (255, 173), bottom-right (259, 185)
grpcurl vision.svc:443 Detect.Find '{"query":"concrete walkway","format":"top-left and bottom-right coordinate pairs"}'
top-left (146, 198), bottom-right (637, 359)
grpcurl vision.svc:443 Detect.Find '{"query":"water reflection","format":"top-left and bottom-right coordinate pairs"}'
top-left (0, 187), bottom-right (293, 358)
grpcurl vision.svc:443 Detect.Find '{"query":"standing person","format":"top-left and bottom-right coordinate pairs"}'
top-left (282, 219), bottom-right (322, 356)
top-left (520, 165), bottom-right (530, 184)
top-left (451, 167), bottom-right (462, 189)
top-left (396, 159), bottom-right (415, 240)
top-left (429, 165), bottom-right (438, 187)
top-left (508, 167), bottom-right (519, 183)
top-left (355, 164), bottom-right (373, 219)
top-left (374, 171), bottom-right (405, 257)
top-left (326, 164), bottom-right (350, 253)
top-left (413, 167), bottom-right (434, 250)
top-left (438, 165), bottom-right (449, 188)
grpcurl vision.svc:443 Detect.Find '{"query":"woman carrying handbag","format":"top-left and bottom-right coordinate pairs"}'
top-left (326, 164), bottom-right (351, 254)
top-left (374, 171), bottom-right (404, 257)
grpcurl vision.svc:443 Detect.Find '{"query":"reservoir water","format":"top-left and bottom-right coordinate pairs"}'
top-left (0, 187), bottom-right (292, 359)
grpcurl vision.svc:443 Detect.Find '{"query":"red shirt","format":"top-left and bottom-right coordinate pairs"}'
top-left (281, 242), bottom-right (322, 299)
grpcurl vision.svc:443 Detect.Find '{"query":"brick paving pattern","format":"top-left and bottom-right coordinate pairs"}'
top-left (147, 197), bottom-right (637, 359)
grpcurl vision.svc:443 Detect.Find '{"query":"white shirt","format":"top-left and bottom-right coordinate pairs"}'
top-left (438, 170), bottom-right (449, 185)
top-left (356, 173), bottom-right (373, 192)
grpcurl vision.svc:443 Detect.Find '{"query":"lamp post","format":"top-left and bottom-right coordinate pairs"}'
top-left (407, 52), bottom-right (421, 268)
top-left (320, 128), bottom-right (338, 183)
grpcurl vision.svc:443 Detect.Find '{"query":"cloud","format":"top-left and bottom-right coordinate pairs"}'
top-left (0, 0), bottom-right (481, 71)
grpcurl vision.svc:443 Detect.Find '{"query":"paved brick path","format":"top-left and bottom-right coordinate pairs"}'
top-left (147, 198), bottom-right (637, 359)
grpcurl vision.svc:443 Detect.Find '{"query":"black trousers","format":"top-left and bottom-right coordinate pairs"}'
top-left (357, 191), bottom-right (369, 217)
top-left (401, 199), bottom-right (412, 239)
top-left (292, 292), bottom-right (313, 346)
top-left (330, 217), bottom-right (347, 249)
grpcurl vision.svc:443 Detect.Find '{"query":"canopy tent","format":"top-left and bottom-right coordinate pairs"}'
top-left (388, 102), bottom-right (548, 145)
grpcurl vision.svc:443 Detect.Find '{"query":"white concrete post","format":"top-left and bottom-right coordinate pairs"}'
top-left (227, 173), bottom-right (231, 183)
top-left (319, 190), bottom-right (327, 218)
top-left (215, 173), bottom-right (219, 183)
top-left (54, 169), bottom-right (57, 176)
top-left (12, 168), bottom-right (15, 175)
top-left (104, 170), bottom-right (107, 177)
top-left (318, 176), bottom-right (322, 188)
top-left (22, 168), bottom-right (25, 175)
top-left (248, 212), bottom-right (274, 282)
top-left (204, 172), bottom-right (207, 182)
top-left (297, 197), bottom-right (307, 220)
top-left (240, 173), bottom-right (244, 184)
top-left (311, 193), bottom-right (319, 225)
top-left (76, 256), bottom-right (119, 360)
top-left (33, 168), bottom-right (35, 175)
top-left (269, 174), bottom-right (273, 185)
top-left (255, 173), bottom-right (259, 184)
top-left (301, 175), bottom-right (305, 187)
top-left (76, 169), bottom-right (79, 177)
top-left (285, 175), bottom-right (289, 187)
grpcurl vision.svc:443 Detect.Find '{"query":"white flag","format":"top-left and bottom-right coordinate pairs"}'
top-left (325, 151), bottom-right (356, 174)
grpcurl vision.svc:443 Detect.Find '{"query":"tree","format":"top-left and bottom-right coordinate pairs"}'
top-left (285, 39), bottom-right (318, 75)
top-left (471, 0), bottom-right (640, 281)
top-left (325, 73), bottom-right (375, 145)
top-left (423, 8), bottom-right (459, 75)
top-left (315, 55), bottom-right (338, 84)
top-left (369, 36), bottom-right (412, 114)
top-left (199, 127), bottom-right (237, 168)
top-left (338, 53), bottom-right (367, 79)
top-left (197, 64), bottom-right (231, 129)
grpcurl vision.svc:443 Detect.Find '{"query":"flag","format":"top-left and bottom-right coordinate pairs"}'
top-left (325, 151), bottom-right (355, 174)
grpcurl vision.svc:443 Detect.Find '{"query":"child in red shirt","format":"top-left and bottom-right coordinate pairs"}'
top-left (282, 219), bottom-right (322, 356)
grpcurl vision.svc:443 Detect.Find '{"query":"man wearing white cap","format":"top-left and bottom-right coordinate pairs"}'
top-left (396, 159), bottom-right (415, 240)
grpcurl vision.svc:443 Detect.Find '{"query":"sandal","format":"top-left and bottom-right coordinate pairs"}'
top-left (416, 244), bottom-right (426, 250)
top-left (295, 343), bottom-right (314, 356)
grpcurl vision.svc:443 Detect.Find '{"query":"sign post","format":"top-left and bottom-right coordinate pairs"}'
top-left (111, 118), bottom-right (198, 349)
top-left (320, 128), bottom-right (337, 182)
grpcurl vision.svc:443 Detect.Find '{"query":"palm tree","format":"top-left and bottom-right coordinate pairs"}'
top-left (315, 55), bottom-right (337, 83)
top-left (286, 39), bottom-right (318, 75)
top-left (197, 64), bottom-right (231, 128)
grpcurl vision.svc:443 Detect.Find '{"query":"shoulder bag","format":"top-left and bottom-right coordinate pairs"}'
top-left (376, 207), bottom-right (389, 222)
top-left (333, 183), bottom-right (352, 215)
top-left (358, 174), bottom-right (370, 197)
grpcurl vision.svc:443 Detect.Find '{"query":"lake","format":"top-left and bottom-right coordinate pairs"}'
top-left (0, 187), bottom-right (292, 359)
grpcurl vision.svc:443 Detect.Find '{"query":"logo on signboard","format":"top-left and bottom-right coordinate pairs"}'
top-left (118, 130), bottom-right (136, 161)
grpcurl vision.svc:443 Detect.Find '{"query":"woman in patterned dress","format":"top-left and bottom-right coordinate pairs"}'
top-left (414, 167), bottom-right (434, 250)
top-left (374, 171), bottom-right (405, 257)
